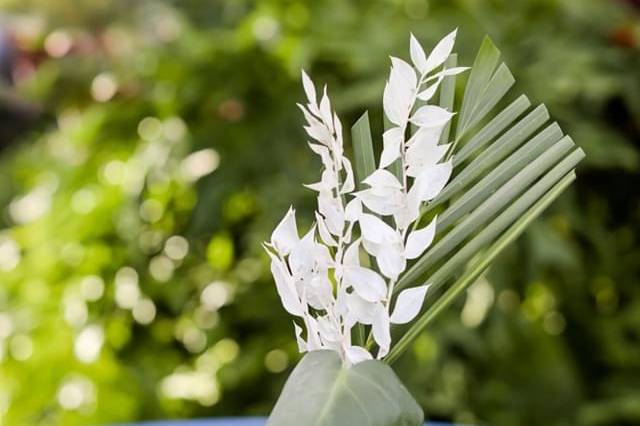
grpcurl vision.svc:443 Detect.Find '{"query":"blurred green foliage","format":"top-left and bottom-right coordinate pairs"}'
top-left (0, 0), bottom-right (638, 425)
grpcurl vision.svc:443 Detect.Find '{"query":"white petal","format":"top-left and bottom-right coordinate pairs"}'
top-left (423, 29), bottom-right (457, 74)
top-left (344, 345), bottom-right (373, 366)
top-left (271, 207), bottom-right (299, 255)
top-left (405, 216), bottom-right (437, 260)
top-left (343, 266), bottom-right (387, 303)
top-left (294, 322), bottom-right (307, 352)
top-left (411, 105), bottom-right (454, 128)
top-left (358, 213), bottom-right (397, 245)
top-left (315, 212), bottom-right (337, 247)
top-left (345, 198), bottom-right (362, 222)
top-left (269, 254), bottom-right (304, 316)
top-left (372, 306), bottom-right (391, 358)
top-left (380, 127), bottom-right (403, 169)
top-left (389, 285), bottom-right (430, 324)
top-left (412, 160), bottom-right (453, 201)
top-left (301, 70), bottom-right (317, 106)
top-left (409, 33), bottom-right (428, 73)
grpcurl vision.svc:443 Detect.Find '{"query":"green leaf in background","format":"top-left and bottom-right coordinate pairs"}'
top-left (350, 111), bottom-right (377, 346)
top-left (351, 111), bottom-right (377, 189)
top-left (267, 351), bottom-right (424, 426)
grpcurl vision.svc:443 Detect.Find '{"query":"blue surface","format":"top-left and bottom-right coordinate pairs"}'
top-left (117, 418), bottom-right (454, 426)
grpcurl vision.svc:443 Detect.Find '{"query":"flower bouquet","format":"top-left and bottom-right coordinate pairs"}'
top-left (263, 30), bottom-right (584, 426)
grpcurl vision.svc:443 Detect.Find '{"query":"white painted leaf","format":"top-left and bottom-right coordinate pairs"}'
top-left (301, 70), bottom-right (317, 106)
top-left (357, 170), bottom-right (405, 216)
top-left (307, 275), bottom-right (334, 310)
top-left (383, 57), bottom-right (417, 126)
top-left (343, 239), bottom-right (361, 266)
top-left (416, 78), bottom-right (443, 102)
top-left (427, 66), bottom-right (470, 81)
top-left (341, 157), bottom-right (355, 194)
top-left (390, 57), bottom-right (417, 89)
top-left (343, 266), bottom-right (387, 303)
top-left (304, 316), bottom-right (323, 351)
top-left (380, 127), bottom-right (404, 168)
top-left (308, 143), bottom-right (333, 170)
top-left (389, 285), bottom-right (430, 324)
top-left (271, 207), bottom-right (299, 255)
top-left (372, 306), bottom-right (391, 358)
top-left (411, 105), bottom-right (454, 128)
top-left (304, 181), bottom-right (328, 193)
top-left (304, 123), bottom-right (332, 145)
top-left (319, 86), bottom-right (334, 133)
top-left (318, 192), bottom-right (344, 235)
top-left (315, 212), bottom-right (337, 247)
top-left (317, 315), bottom-right (341, 343)
top-left (358, 213), bottom-right (397, 245)
top-left (344, 345), bottom-right (373, 366)
top-left (356, 190), bottom-right (403, 216)
top-left (269, 254), bottom-right (304, 316)
top-left (298, 104), bottom-right (322, 128)
top-left (363, 169), bottom-right (404, 189)
top-left (382, 80), bottom-right (402, 126)
top-left (375, 243), bottom-right (406, 280)
top-left (412, 159), bottom-right (453, 201)
top-left (423, 28), bottom-right (457, 74)
top-left (344, 198), bottom-right (362, 222)
top-left (344, 292), bottom-right (377, 325)
top-left (361, 241), bottom-right (382, 265)
top-left (293, 322), bottom-right (307, 352)
top-left (334, 112), bottom-right (343, 145)
top-left (409, 33), bottom-right (428, 73)
top-left (405, 216), bottom-right (437, 259)
top-left (406, 127), bottom-right (449, 177)
top-left (288, 226), bottom-right (333, 285)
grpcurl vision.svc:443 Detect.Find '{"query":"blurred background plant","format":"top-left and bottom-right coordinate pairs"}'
top-left (0, 0), bottom-right (638, 425)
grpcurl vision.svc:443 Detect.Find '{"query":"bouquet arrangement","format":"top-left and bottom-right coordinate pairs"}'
top-left (264, 30), bottom-right (584, 425)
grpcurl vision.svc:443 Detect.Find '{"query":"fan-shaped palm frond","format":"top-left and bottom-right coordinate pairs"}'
top-left (350, 37), bottom-right (584, 364)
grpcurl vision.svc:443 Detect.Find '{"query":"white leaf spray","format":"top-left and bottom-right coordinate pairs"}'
top-left (264, 31), bottom-right (468, 366)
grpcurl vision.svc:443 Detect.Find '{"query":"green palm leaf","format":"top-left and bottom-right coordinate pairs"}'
top-left (351, 36), bottom-right (584, 363)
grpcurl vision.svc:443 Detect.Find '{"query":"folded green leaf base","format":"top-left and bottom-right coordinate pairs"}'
top-left (267, 351), bottom-right (424, 426)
